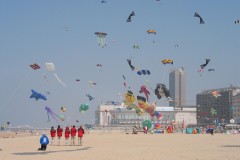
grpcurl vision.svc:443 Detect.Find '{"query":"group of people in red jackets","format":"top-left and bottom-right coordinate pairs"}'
top-left (50, 125), bottom-right (85, 146)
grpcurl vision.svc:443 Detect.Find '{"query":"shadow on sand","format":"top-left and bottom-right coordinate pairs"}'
top-left (13, 147), bottom-right (91, 155)
top-left (221, 145), bottom-right (240, 148)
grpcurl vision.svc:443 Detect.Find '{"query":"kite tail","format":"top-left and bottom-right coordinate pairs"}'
top-left (54, 73), bottom-right (67, 87)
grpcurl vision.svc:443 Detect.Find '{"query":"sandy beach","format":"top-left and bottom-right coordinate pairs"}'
top-left (0, 130), bottom-right (240, 160)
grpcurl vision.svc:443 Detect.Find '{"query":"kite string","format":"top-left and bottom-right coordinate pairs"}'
top-left (0, 72), bottom-right (30, 112)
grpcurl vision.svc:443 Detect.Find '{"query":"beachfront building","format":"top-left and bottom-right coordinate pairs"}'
top-left (169, 68), bottom-right (186, 108)
top-left (95, 102), bottom-right (196, 127)
top-left (196, 86), bottom-right (240, 125)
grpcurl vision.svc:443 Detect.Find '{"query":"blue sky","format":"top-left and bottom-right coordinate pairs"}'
top-left (0, 0), bottom-right (239, 127)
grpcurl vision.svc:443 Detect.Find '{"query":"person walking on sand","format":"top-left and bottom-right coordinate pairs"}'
top-left (50, 126), bottom-right (56, 145)
top-left (64, 126), bottom-right (71, 146)
top-left (70, 125), bottom-right (77, 146)
top-left (78, 125), bottom-right (85, 146)
top-left (57, 125), bottom-right (63, 145)
top-left (38, 134), bottom-right (49, 151)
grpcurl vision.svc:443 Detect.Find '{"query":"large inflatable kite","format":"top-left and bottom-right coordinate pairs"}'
top-left (30, 89), bottom-right (47, 101)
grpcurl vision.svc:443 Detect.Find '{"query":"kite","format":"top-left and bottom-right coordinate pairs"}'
top-left (30, 89), bottom-right (47, 101)
top-left (233, 89), bottom-right (240, 96)
top-left (154, 83), bottom-right (170, 99)
top-left (211, 108), bottom-right (217, 116)
top-left (45, 62), bottom-right (67, 87)
top-left (126, 11), bottom-right (135, 22)
top-left (123, 90), bottom-right (143, 115)
top-left (127, 59), bottom-right (136, 71)
top-left (76, 79), bottom-right (80, 82)
top-left (162, 59), bottom-right (173, 65)
top-left (211, 91), bottom-right (221, 98)
top-left (137, 96), bottom-right (161, 118)
top-left (142, 120), bottom-right (152, 130)
top-left (30, 63), bottom-right (40, 70)
top-left (86, 94), bottom-right (94, 101)
top-left (200, 59), bottom-right (210, 69)
top-left (147, 30), bottom-right (157, 34)
top-left (60, 107), bottom-right (67, 112)
top-left (235, 20), bottom-right (240, 24)
top-left (79, 104), bottom-right (90, 112)
top-left (95, 32), bottom-right (107, 48)
top-left (137, 70), bottom-right (150, 75)
top-left (88, 81), bottom-right (97, 85)
top-left (45, 62), bottom-right (56, 72)
top-left (208, 69), bottom-right (215, 71)
top-left (96, 64), bottom-right (102, 67)
top-left (139, 86), bottom-right (150, 101)
top-left (45, 106), bottom-right (64, 122)
top-left (133, 45), bottom-right (140, 49)
top-left (122, 75), bottom-right (126, 80)
top-left (101, 0), bottom-right (106, 3)
top-left (54, 74), bottom-right (67, 87)
top-left (194, 12), bottom-right (204, 24)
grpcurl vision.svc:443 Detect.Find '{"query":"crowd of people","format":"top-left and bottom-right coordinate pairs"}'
top-left (50, 125), bottom-right (85, 146)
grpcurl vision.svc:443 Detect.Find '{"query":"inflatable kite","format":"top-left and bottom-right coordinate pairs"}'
top-left (147, 30), bottom-right (157, 34)
top-left (30, 89), bottom-right (47, 101)
top-left (126, 11), bottom-right (135, 22)
top-left (86, 94), bottom-right (94, 101)
top-left (79, 104), bottom-right (90, 112)
top-left (127, 59), bottom-right (136, 71)
top-left (95, 32), bottom-right (107, 48)
top-left (45, 106), bottom-right (64, 122)
top-left (208, 69), bottom-right (215, 71)
top-left (200, 59), bottom-right (210, 69)
top-left (137, 70), bottom-right (150, 75)
top-left (45, 62), bottom-right (67, 87)
top-left (123, 90), bottom-right (143, 115)
top-left (194, 12), bottom-right (204, 24)
top-left (154, 83), bottom-right (170, 99)
top-left (139, 86), bottom-right (150, 101)
top-left (162, 59), bottom-right (173, 65)
top-left (137, 96), bottom-right (161, 118)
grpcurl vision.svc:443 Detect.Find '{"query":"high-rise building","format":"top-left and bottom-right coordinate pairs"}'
top-left (196, 86), bottom-right (240, 125)
top-left (169, 68), bottom-right (186, 108)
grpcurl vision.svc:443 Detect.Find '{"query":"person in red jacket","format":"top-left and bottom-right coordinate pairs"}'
top-left (57, 125), bottom-right (63, 145)
top-left (64, 126), bottom-right (70, 146)
top-left (50, 126), bottom-right (56, 145)
top-left (70, 125), bottom-right (77, 146)
top-left (78, 125), bottom-right (85, 146)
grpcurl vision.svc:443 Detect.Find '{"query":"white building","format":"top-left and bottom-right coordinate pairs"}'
top-left (95, 102), bottom-right (196, 127)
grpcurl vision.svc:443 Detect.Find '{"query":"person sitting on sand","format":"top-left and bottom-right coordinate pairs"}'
top-left (38, 134), bottom-right (49, 151)
top-left (50, 126), bottom-right (56, 145)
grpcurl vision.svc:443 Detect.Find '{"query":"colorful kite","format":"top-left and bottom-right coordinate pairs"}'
top-left (30, 89), bottom-right (47, 101)
top-left (45, 106), bottom-right (64, 122)
top-left (162, 59), bottom-right (173, 65)
top-left (79, 104), bottom-right (90, 112)
top-left (137, 70), bottom-right (150, 75)
top-left (30, 63), bottom-right (41, 70)
top-left (139, 86), bottom-right (150, 101)
top-left (45, 62), bottom-right (67, 87)
top-left (137, 96), bottom-right (161, 118)
top-left (95, 32), bottom-right (107, 47)
top-left (154, 83), bottom-right (170, 99)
